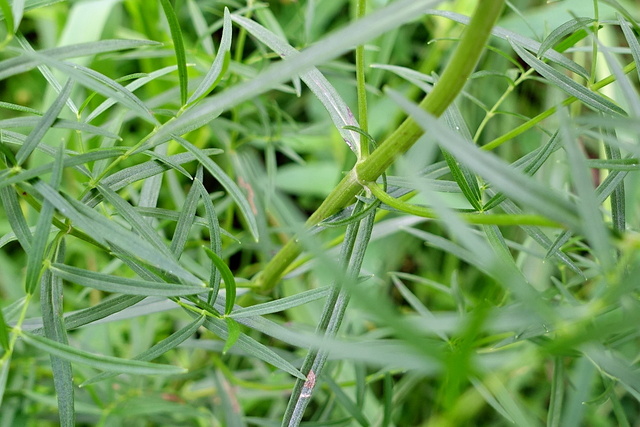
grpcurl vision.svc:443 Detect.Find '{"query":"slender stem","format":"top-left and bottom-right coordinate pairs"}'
top-left (366, 182), bottom-right (560, 227)
top-left (355, 0), bottom-right (369, 158)
top-left (257, 0), bottom-right (506, 292)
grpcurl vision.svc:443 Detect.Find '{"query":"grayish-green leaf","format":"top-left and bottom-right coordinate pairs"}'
top-left (186, 7), bottom-right (232, 106)
top-left (80, 315), bottom-right (205, 386)
top-left (21, 331), bottom-right (187, 375)
top-left (50, 263), bottom-right (206, 296)
top-left (173, 135), bottom-right (259, 241)
top-left (16, 79), bottom-right (72, 165)
top-left (40, 240), bottom-right (74, 427)
top-left (229, 286), bottom-right (331, 319)
top-left (147, 0), bottom-right (445, 149)
top-left (510, 41), bottom-right (625, 116)
top-left (0, 39), bottom-right (160, 80)
top-left (159, 0), bottom-right (188, 106)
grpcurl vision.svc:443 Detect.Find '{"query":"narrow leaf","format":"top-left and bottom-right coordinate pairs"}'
top-left (19, 50), bottom-right (158, 124)
top-left (230, 12), bottom-right (361, 153)
top-left (50, 263), bottom-right (206, 297)
top-left (201, 316), bottom-right (305, 379)
top-left (16, 79), bottom-right (72, 165)
top-left (173, 135), bottom-right (259, 241)
top-left (186, 7), bottom-right (232, 106)
top-left (21, 331), bottom-right (187, 375)
top-left (193, 175), bottom-right (223, 300)
top-left (0, 186), bottom-right (32, 251)
top-left (538, 18), bottom-right (595, 57)
top-left (40, 240), bottom-right (74, 427)
top-left (428, 10), bottom-right (588, 78)
top-left (80, 315), bottom-right (205, 386)
top-left (147, 0), bottom-right (445, 149)
top-left (159, 0), bottom-right (188, 106)
top-left (170, 166), bottom-right (201, 256)
top-left (387, 89), bottom-right (581, 228)
top-left (203, 247), bottom-right (236, 315)
top-left (229, 286), bottom-right (331, 319)
top-left (25, 145), bottom-right (65, 294)
top-left (511, 41), bottom-right (625, 116)
top-left (223, 317), bottom-right (241, 354)
top-left (0, 39), bottom-right (160, 80)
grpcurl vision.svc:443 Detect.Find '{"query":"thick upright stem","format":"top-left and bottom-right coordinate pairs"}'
top-left (257, 0), bottom-right (505, 292)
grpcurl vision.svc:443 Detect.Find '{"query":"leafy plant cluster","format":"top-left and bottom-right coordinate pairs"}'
top-left (1, 0), bottom-right (640, 425)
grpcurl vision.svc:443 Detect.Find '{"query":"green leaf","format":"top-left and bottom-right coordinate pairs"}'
top-left (201, 316), bottom-right (305, 379)
top-left (159, 0), bottom-right (188, 106)
top-left (0, 185), bottom-right (32, 251)
top-left (170, 166), bottom-right (201, 256)
top-left (559, 115), bottom-right (613, 269)
top-left (229, 286), bottom-right (331, 319)
top-left (510, 41), bottom-right (625, 116)
top-left (548, 357), bottom-right (565, 427)
top-left (10, 0), bottom-right (24, 31)
top-left (0, 0), bottom-right (13, 35)
top-left (25, 145), bottom-right (65, 294)
top-left (442, 104), bottom-right (482, 211)
top-left (0, 148), bottom-right (123, 191)
top-left (34, 182), bottom-right (202, 285)
top-left (147, 0), bottom-right (446, 149)
top-left (0, 116), bottom-right (120, 140)
top-left (193, 175), bottom-right (223, 300)
top-left (230, 12), bottom-right (361, 153)
top-left (0, 101), bottom-right (40, 115)
top-left (387, 89), bottom-right (581, 228)
top-left (40, 240), bottom-right (74, 427)
top-left (0, 306), bottom-right (9, 351)
top-left (173, 135), bottom-right (259, 241)
top-left (88, 149), bottom-right (221, 204)
top-left (18, 49), bottom-right (158, 125)
top-left (15, 33), bottom-right (79, 115)
top-left (203, 247), bottom-right (236, 315)
top-left (538, 18), bottom-right (595, 57)
top-left (0, 354), bottom-right (10, 407)
top-left (323, 374), bottom-right (370, 427)
top-left (50, 263), bottom-right (206, 297)
top-left (428, 10), bottom-right (589, 79)
top-left (186, 7), bottom-right (232, 107)
top-left (0, 39), bottom-right (160, 80)
top-left (80, 315), bottom-right (205, 386)
top-left (96, 184), bottom-right (173, 258)
top-left (0, 0), bottom-right (62, 22)
top-left (21, 331), bottom-right (187, 375)
top-left (85, 65), bottom-right (180, 123)
top-left (223, 317), bottom-right (240, 354)
top-left (186, 0), bottom-right (214, 55)
top-left (618, 15), bottom-right (640, 83)
top-left (15, 78), bottom-right (73, 165)
top-left (28, 295), bottom-right (145, 334)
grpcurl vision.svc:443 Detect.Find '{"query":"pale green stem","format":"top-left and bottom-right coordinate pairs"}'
top-left (355, 0), bottom-right (369, 158)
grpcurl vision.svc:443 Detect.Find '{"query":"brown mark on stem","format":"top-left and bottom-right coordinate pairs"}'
top-left (300, 370), bottom-right (316, 398)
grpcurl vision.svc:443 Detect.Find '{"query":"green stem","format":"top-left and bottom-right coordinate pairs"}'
top-left (256, 0), bottom-right (506, 292)
top-left (355, 0), bottom-right (369, 158)
top-left (366, 182), bottom-right (560, 227)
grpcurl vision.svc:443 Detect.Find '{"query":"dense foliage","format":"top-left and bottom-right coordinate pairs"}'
top-left (2, 0), bottom-right (640, 425)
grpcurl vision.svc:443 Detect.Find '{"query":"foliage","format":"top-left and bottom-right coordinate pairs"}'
top-left (1, 0), bottom-right (640, 425)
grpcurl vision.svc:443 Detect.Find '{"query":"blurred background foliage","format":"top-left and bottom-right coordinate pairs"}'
top-left (2, 0), bottom-right (640, 425)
